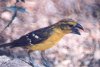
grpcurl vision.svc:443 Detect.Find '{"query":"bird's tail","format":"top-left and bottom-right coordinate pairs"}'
top-left (0, 43), bottom-right (12, 48)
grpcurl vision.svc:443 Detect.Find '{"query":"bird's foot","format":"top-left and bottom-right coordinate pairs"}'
top-left (41, 51), bottom-right (53, 67)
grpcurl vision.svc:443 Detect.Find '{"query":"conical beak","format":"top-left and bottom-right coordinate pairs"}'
top-left (72, 23), bottom-right (84, 35)
top-left (75, 23), bottom-right (84, 30)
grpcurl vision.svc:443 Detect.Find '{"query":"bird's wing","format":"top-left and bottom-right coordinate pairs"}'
top-left (11, 26), bottom-right (54, 47)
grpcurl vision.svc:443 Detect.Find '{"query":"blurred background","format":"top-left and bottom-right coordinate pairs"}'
top-left (0, 0), bottom-right (100, 67)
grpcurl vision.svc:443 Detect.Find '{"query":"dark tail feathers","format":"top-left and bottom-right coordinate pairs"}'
top-left (0, 43), bottom-right (12, 48)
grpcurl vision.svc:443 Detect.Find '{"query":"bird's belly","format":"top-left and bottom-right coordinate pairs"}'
top-left (28, 41), bottom-right (57, 51)
top-left (27, 30), bottom-right (66, 51)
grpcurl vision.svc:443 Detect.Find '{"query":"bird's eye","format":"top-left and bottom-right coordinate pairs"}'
top-left (60, 24), bottom-right (68, 30)
top-left (69, 25), bottom-right (73, 27)
top-left (61, 24), bottom-right (67, 27)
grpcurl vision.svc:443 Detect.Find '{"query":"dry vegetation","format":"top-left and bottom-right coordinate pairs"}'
top-left (0, 0), bottom-right (100, 67)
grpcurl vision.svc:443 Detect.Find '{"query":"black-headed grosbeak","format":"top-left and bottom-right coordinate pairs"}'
top-left (0, 19), bottom-right (83, 66)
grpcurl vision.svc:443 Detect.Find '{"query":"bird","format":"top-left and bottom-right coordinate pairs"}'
top-left (0, 19), bottom-right (84, 67)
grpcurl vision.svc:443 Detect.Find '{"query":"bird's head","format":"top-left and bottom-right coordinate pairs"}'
top-left (56, 19), bottom-right (84, 35)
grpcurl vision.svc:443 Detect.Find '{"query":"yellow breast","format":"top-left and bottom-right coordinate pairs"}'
top-left (27, 28), bottom-right (71, 51)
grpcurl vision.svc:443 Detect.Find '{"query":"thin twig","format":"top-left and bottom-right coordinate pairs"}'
top-left (0, 10), bottom-right (17, 34)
